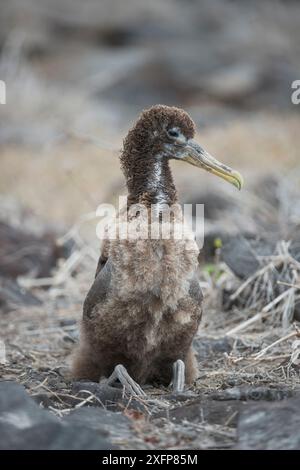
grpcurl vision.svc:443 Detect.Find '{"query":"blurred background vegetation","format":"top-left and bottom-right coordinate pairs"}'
top-left (0, 0), bottom-right (299, 227)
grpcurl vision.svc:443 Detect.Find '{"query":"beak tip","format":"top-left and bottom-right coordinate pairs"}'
top-left (233, 171), bottom-right (244, 191)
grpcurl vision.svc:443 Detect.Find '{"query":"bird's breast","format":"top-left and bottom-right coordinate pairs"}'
top-left (108, 215), bottom-right (199, 310)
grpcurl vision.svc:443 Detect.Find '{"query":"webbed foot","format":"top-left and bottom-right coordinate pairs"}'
top-left (103, 364), bottom-right (146, 397)
top-left (170, 359), bottom-right (185, 393)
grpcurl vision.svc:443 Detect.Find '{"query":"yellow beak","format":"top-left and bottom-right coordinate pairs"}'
top-left (182, 140), bottom-right (243, 190)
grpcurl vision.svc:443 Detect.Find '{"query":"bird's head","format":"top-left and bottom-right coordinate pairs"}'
top-left (122, 105), bottom-right (243, 191)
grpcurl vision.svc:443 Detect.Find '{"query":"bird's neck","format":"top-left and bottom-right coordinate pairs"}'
top-left (126, 156), bottom-right (177, 209)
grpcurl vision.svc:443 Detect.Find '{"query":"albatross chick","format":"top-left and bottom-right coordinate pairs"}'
top-left (72, 105), bottom-right (243, 395)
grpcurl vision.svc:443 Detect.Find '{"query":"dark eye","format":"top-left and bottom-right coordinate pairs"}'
top-left (167, 129), bottom-right (179, 138)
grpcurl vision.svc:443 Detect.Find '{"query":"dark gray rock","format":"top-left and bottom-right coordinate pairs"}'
top-left (155, 398), bottom-right (245, 428)
top-left (155, 386), bottom-right (298, 429)
top-left (64, 407), bottom-right (132, 441)
top-left (32, 392), bottom-right (56, 408)
top-left (294, 299), bottom-right (300, 322)
top-left (211, 386), bottom-right (293, 402)
top-left (0, 221), bottom-right (65, 280)
top-left (72, 381), bottom-right (124, 403)
top-left (0, 421), bottom-right (112, 450)
top-left (0, 381), bottom-right (115, 449)
top-left (236, 398), bottom-right (300, 449)
top-left (222, 235), bottom-right (271, 280)
top-left (222, 234), bottom-right (300, 282)
top-left (0, 277), bottom-right (41, 313)
top-left (194, 336), bottom-right (232, 360)
top-left (72, 381), bottom-right (150, 412)
top-left (162, 390), bottom-right (199, 401)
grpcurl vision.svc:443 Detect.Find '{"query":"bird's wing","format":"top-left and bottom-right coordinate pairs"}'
top-left (83, 259), bottom-right (112, 319)
top-left (95, 252), bottom-right (108, 278)
top-left (95, 238), bottom-right (110, 277)
top-left (189, 276), bottom-right (203, 306)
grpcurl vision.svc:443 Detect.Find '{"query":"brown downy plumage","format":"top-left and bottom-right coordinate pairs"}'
top-left (72, 105), bottom-right (243, 388)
